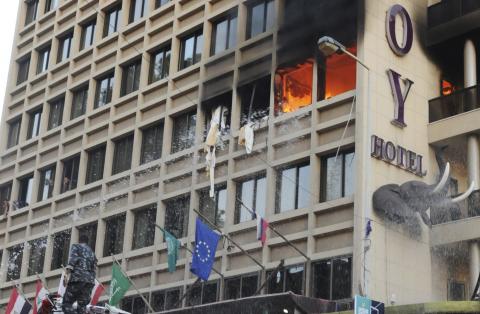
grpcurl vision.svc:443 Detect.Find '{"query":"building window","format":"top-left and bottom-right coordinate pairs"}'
top-left (95, 71), bottom-right (114, 108)
top-left (38, 165), bottom-right (55, 201)
top-left (28, 237), bottom-right (47, 276)
top-left (171, 111), bottom-right (196, 153)
top-left (235, 175), bottom-right (266, 223)
top-left (132, 206), bottom-right (157, 250)
top-left (179, 30), bottom-right (203, 70)
top-left (104, 5), bottom-right (121, 37)
top-left (112, 134), bottom-right (134, 175)
top-left (0, 183), bottom-right (12, 216)
top-left (17, 56), bottom-right (30, 85)
top-left (312, 256), bottom-right (352, 300)
top-left (448, 280), bottom-right (466, 301)
top-left (152, 288), bottom-right (182, 312)
top-left (7, 118), bottom-right (21, 148)
top-left (104, 214), bottom-right (126, 257)
top-left (321, 151), bottom-right (355, 202)
top-left (164, 196), bottom-right (189, 239)
top-left (36, 45), bottom-right (50, 74)
top-left (27, 108), bottom-right (42, 139)
top-left (225, 273), bottom-right (259, 300)
top-left (80, 20), bottom-right (96, 50)
top-left (122, 295), bottom-right (149, 314)
top-left (155, 0), bottom-right (170, 9)
top-left (203, 92), bottom-right (232, 136)
top-left (25, 0), bottom-right (39, 25)
top-left (86, 145), bottom-right (106, 184)
top-left (51, 230), bottom-right (71, 270)
top-left (187, 281), bottom-right (218, 306)
top-left (17, 174), bottom-right (34, 209)
top-left (247, 0), bottom-right (274, 39)
top-left (211, 13), bottom-right (237, 55)
top-left (45, 0), bottom-right (58, 13)
top-left (239, 76), bottom-right (270, 126)
top-left (199, 186), bottom-right (227, 227)
top-left (61, 155), bottom-right (80, 193)
top-left (71, 85), bottom-right (88, 119)
top-left (121, 59), bottom-right (141, 96)
top-left (57, 32), bottom-right (73, 63)
top-left (141, 123), bottom-right (163, 164)
top-left (48, 98), bottom-right (64, 130)
top-left (129, 0), bottom-right (146, 23)
top-left (267, 264), bottom-right (304, 295)
top-left (276, 163), bottom-right (310, 213)
top-left (7, 244), bottom-right (24, 281)
top-left (274, 59), bottom-right (313, 115)
top-left (149, 46), bottom-right (171, 83)
top-left (78, 223), bottom-right (98, 251)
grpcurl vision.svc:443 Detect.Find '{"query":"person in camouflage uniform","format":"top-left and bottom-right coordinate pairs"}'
top-left (62, 234), bottom-right (97, 314)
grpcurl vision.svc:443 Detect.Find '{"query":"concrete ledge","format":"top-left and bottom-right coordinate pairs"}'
top-left (335, 301), bottom-right (480, 314)
top-left (431, 215), bottom-right (480, 246)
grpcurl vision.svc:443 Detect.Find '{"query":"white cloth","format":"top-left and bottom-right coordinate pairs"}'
top-left (205, 106), bottom-right (228, 198)
top-left (244, 123), bottom-right (254, 154)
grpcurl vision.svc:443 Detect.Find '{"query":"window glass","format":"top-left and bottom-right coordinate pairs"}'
top-left (58, 33), bottom-right (73, 63)
top-left (279, 167), bottom-right (296, 212)
top-left (141, 123), bottom-right (164, 164)
top-left (121, 60), bottom-right (141, 96)
top-left (155, 0), bottom-right (170, 9)
top-left (78, 223), bottom-right (98, 251)
top-left (48, 98), bottom-right (64, 130)
top-left (38, 166), bottom-right (55, 201)
top-left (95, 72), bottom-right (114, 108)
top-left (267, 268), bottom-right (284, 294)
top-left (322, 152), bottom-right (355, 202)
top-left (104, 215), bottom-right (126, 256)
top-left (265, 0), bottom-right (275, 31)
top-left (165, 289), bottom-right (181, 310)
top-left (45, 0), bottom-right (58, 12)
top-left (71, 86), bottom-right (88, 119)
top-left (150, 46), bottom-right (171, 83)
top-left (130, 0), bottom-right (146, 23)
top-left (247, 0), bottom-right (274, 39)
top-left (104, 6), bottom-right (121, 37)
top-left (202, 282), bottom-right (218, 304)
top-left (344, 152), bottom-right (356, 197)
top-left (37, 46), bottom-right (50, 74)
top-left (179, 31), bottom-right (203, 70)
top-left (200, 186), bottom-right (226, 227)
top-left (28, 237), bottom-right (47, 275)
top-left (171, 111), bottom-right (196, 153)
top-left (285, 265), bottom-right (304, 294)
top-left (225, 277), bottom-right (241, 300)
top-left (86, 145), bottom-right (106, 184)
top-left (17, 57), bottom-right (30, 85)
top-left (80, 21), bottom-right (96, 50)
top-left (51, 230), bottom-right (71, 270)
top-left (213, 20), bottom-right (228, 54)
top-left (250, 3), bottom-right (264, 38)
top-left (235, 175), bottom-right (266, 223)
top-left (242, 274), bottom-right (258, 297)
top-left (7, 244), bottom-right (24, 281)
top-left (297, 164), bottom-right (310, 209)
top-left (122, 295), bottom-right (149, 314)
top-left (164, 196), bottom-right (189, 238)
top-left (0, 183), bottom-right (12, 216)
top-left (313, 260), bottom-right (331, 299)
top-left (62, 155), bottom-right (80, 193)
top-left (7, 119), bottom-right (21, 148)
top-left (312, 256), bottom-right (352, 300)
top-left (325, 156), bottom-right (342, 201)
top-left (132, 206), bottom-right (156, 249)
top-left (27, 108), bottom-right (42, 139)
top-left (25, 0), bottom-right (38, 25)
top-left (225, 274), bottom-right (258, 300)
top-left (17, 174), bottom-right (34, 208)
top-left (112, 135), bottom-right (134, 174)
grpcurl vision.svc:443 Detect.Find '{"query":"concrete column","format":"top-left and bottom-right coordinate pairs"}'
top-left (465, 38), bottom-right (480, 295)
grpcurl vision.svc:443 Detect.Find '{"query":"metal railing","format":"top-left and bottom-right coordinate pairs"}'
top-left (428, 85), bottom-right (480, 123)
top-left (428, 0), bottom-right (480, 28)
top-left (431, 189), bottom-right (480, 225)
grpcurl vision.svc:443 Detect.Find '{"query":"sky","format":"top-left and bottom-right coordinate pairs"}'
top-left (0, 2), bottom-right (19, 102)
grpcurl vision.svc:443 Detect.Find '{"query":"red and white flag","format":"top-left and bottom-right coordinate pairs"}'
top-left (89, 279), bottom-right (105, 306)
top-left (33, 280), bottom-right (49, 314)
top-left (256, 216), bottom-right (269, 245)
top-left (5, 287), bottom-right (32, 314)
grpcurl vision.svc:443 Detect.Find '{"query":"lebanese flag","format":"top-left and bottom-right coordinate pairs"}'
top-left (89, 279), bottom-right (105, 306)
top-left (5, 288), bottom-right (32, 314)
top-left (33, 280), bottom-right (49, 314)
top-left (256, 216), bottom-right (269, 245)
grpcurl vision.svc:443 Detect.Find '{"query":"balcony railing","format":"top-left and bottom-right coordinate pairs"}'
top-left (431, 189), bottom-right (480, 225)
top-left (428, 0), bottom-right (480, 28)
top-left (428, 85), bottom-right (480, 123)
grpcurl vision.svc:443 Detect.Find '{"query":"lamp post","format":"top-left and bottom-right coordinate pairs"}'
top-left (317, 36), bottom-right (372, 297)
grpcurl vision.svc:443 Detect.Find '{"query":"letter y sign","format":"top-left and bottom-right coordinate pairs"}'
top-left (387, 69), bottom-right (413, 128)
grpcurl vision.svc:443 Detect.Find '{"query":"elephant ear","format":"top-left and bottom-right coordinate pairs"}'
top-left (373, 184), bottom-right (410, 224)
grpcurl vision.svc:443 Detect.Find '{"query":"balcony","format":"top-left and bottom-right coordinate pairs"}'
top-left (427, 0), bottom-right (480, 46)
top-left (431, 189), bottom-right (480, 225)
top-left (429, 85), bottom-right (480, 123)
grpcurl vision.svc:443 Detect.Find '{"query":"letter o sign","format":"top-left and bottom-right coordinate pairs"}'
top-left (386, 4), bottom-right (413, 56)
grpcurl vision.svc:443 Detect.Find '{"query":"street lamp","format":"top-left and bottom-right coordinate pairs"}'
top-left (317, 35), bottom-right (372, 297)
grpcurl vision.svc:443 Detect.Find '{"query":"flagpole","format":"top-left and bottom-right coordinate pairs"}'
top-left (236, 197), bottom-right (310, 261)
top-left (154, 224), bottom-right (224, 279)
top-left (111, 255), bottom-right (155, 313)
top-left (35, 272), bottom-right (55, 307)
top-left (193, 209), bottom-right (265, 270)
top-left (254, 259), bottom-right (284, 296)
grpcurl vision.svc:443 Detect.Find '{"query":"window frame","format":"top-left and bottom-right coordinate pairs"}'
top-left (211, 12), bottom-right (238, 55)
top-left (7, 244), bottom-right (24, 281)
top-left (38, 164), bottom-right (56, 202)
top-left (320, 150), bottom-right (355, 202)
top-left (246, 0), bottom-right (275, 39)
top-left (224, 272), bottom-right (259, 300)
top-left (7, 118), bottom-right (22, 148)
top-left (36, 45), bottom-right (51, 74)
top-left (61, 154), bottom-right (80, 193)
top-left (129, 0), bottom-right (146, 23)
top-left (199, 185), bottom-right (227, 227)
top-left (132, 206), bottom-right (157, 250)
top-left (50, 230), bottom-right (71, 270)
top-left (103, 5), bottom-right (121, 37)
top-left (17, 56), bottom-right (31, 85)
top-left (103, 214), bottom-right (126, 257)
top-left (57, 31), bottom-right (73, 63)
top-left (186, 281), bottom-right (219, 306)
top-left (28, 237), bottom-right (47, 276)
top-left (112, 134), bottom-right (134, 175)
top-left (80, 19), bottom-right (96, 50)
top-left (45, 0), bottom-right (58, 13)
top-left (94, 71), bottom-right (115, 108)
top-left (275, 162), bottom-right (311, 213)
top-left (25, 0), bottom-right (39, 25)
top-left (311, 256), bottom-right (352, 301)
top-left (71, 85), bottom-right (88, 119)
top-left (86, 145), bottom-right (106, 184)
top-left (78, 223), bottom-right (98, 251)
top-left (267, 264), bottom-right (305, 295)
top-left (140, 122), bottom-right (164, 164)
top-left (27, 107), bottom-right (42, 139)
top-left (48, 97), bottom-right (64, 130)
top-left (235, 174), bottom-right (266, 224)
top-left (149, 45), bottom-right (171, 83)
top-left (0, 183), bottom-right (12, 216)
top-left (17, 173), bottom-right (34, 209)
top-left (152, 287), bottom-right (183, 312)
top-left (171, 110), bottom-right (196, 154)
top-left (121, 59), bottom-right (142, 96)
top-left (179, 29), bottom-right (203, 70)
top-left (164, 196), bottom-right (190, 239)
top-left (155, 0), bottom-right (171, 9)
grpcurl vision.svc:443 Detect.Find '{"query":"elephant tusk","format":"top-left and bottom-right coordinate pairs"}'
top-left (432, 162), bottom-right (450, 193)
top-left (452, 181), bottom-right (476, 203)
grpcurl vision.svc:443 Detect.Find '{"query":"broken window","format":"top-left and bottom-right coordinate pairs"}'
top-left (199, 185), bottom-right (227, 227)
top-left (225, 273), bottom-right (259, 300)
top-left (104, 214), bottom-right (126, 257)
top-left (239, 76), bottom-right (270, 126)
top-left (171, 111), bottom-right (196, 153)
top-left (141, 123), bottom-right (163, 164)
top-left (51, 230), bottom-right (71, 270)
top-left (321, 151), bottom-right (355, 202)
top-left (7, 244), bottom-right (24, 281)
top-left (203, 92), bottom-right (232, 137)
top-left (86, 145), bottom-right (106, 184)
top-left (28, 237), bottom-right (47, 275)
top-left (71, 85), bottom-right (88, 119)
top-left (247, 0), bottom-right (275, 39)
top-left (17, 174), bottom-right (34, 209)
top-left (152, 287), bottom-right (182, 311)
top-left (186, 281), bottom-right (219, 306)
top-left (61, 155), bottom-right (80, 193)
top-left (27, 107), bottom-right (42, 139)
top-left (78, 223), bottom-right (97, 251)
top-left (7, 118), bottom-right (21, 148)
top-left (164, 196), bottom-right (189, 239)
top-left (267, 264), bottom-right (304, 295)
top-left (48, 97), bottom-right (64, 130)
top-left (274, 59), bottom-right (313, 115)
top-left (276, 163), bottom-right (310, 213)
top-left (312, 256), bottom-right (352, 300)
top-left (318, 46), bottom-right (357, 101)
top-left (0, 183), bottom-right (12, 215)
top-left (122, 294), bottom-right (149, 314)
top-left (448, 280), bottom-right (466, 301)
top-left (132, 206), bottom-right (157, 250)
top-left (112, 134), bottom-right (134, 175)
top-left (235, 174), bottom-right (266, 223)
top-left (38, 165), bottom-right (55, 201)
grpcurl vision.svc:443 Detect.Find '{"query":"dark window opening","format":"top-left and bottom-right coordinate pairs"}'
top-left (7, 118), bottom-right (21, 148)
top-left (112, 134), bottom-right (134, 175)
top-left (129, 0), bottom-right (146, 23)
top-left (122, 294), bottom-right (149, 314)
top-left (276, 163), bottom-right (310, 213)
top-left (45, 0), bottom-right (58, 13)
top-left (267, 264), bottom-right (304, 295)
top-left (7, 244), bottom-right (24, 281)
top-left (246, 0), bottom-right (274, 39)
top-left (37, 45), bottom-right (51, 74)
top-left (17, 174), bottom-right (34, 209)
top-left (448, 280), bottom-right (466, 301)
top-left (155, 0), bottom-right (170, 9)
top-left (71, 85), bottom-right (88, 119)
top-left (17, 56), bottom-right (30, 85)
top-left (0, 183), bottom-right (12, 216)
top-left (321, 151), bottom-right (355, 202)
top-left (51, 230), bottom-right (71, 270)
top-left (25, 0), bottom-right (38, 25)
top-left (225, 273), bottom-right (259, 300)
top-left (132, 206), bottom-right (157, 250)
top-left (38, 165), bottom-right (55, 201)
top-left (104, 5), bottom-right (121, 37)
top-left (152, 287), bottom-right (182, 312)
top-left (199, 185), bottom-right (227, 228)
top-left (62, 155), bottom-right (80, 193)
top-left (203, 92), bottom-right (232, 138)
top-left (149, 45), bottom-right (171, 83)
top-left (211, 13), bottom-right (237, 55)
top-left (171, 111), bottom-right (196, 153)
top-left (28, 237), bottom-right (47, 275)
top-left (48, 97), bottom-right (64, 130)
top-left (104, 214), bottom-right (126, 257)
top-left (78, 223), bottom-right (98, 252)
top-left (164, 196), bottom-right (189, 239)
top-left (239, 76), bottom-right (270, 126)
top-left (179, 30), bottom-right (203, 70)
top-left (235, 174), bottom-right (266, 223)
top-left (86, 145), bottom-right (106, 184)
top-left (80, 20), bottom-right (96, 50)
top-left (57, 32), bottom-right (73, 63)
top-left (27, 108), bottom-right (42, 139)
top-left (95, 71), bottom-right (114, 108)
top-left (312, 256), bottom-right (352, 300)
top-left (121, 59), bottom-right (141, 96)
top-left (141, 123), bottom-right (164, 164)
top-left (186, 281), bottom-right (219, 306)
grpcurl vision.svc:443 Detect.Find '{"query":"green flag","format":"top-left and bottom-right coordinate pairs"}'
top-left (109, 263), bottom-right (131, 307)
top-left (164, 230), bottom-right (180, 273)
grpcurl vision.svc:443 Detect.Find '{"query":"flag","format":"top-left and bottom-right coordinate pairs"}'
top-left (90, 279), bottom-right (105, 306)
top-left (256, 216), bottom-right (269, 245)
top-left (57, 271), bottom-right (67, 297)
top-left (190, 218), bottom-right (221, 281)
top-left (109, 263), bottom-right (131, 307)
top-left (164, 229), bottom-right (180, 273)
top-left (6, 288), bottom-right (32, 314)
top-left (33, 280), bottom-right (49, 314)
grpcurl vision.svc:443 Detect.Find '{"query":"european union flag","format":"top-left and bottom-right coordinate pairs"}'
top-left (190, 218), bottom-right (221, 281)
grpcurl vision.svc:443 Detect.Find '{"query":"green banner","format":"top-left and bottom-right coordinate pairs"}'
top-left (108, 263), bottom-right (131, 307)
top-left (164, 230), bottom-right (180, 273)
